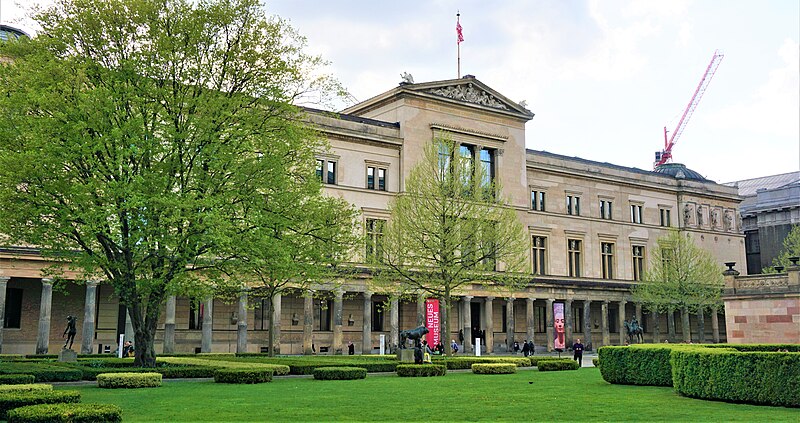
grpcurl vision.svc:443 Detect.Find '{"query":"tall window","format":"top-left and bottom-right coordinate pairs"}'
top-left (567, 195), bottom-right (581, 216)
top-left (479, 148), bottom-right (495, 188)
top-left (365, 218), bottom-right (386, 261)
top-left (531, 190), bottom-right (546, 211)
top-left (659, 208), bottom-right (671, 227)
top-left (632, 245), bottom-right (645, 281)
top-left (630, 204), bottom-right (643, 224)
top-left (372, 302), bottom-right (384, 332)
top-left (567, 239), bottom-right (582, 277)
top-left (601, 242), bottom-right (614, 279)
top-left (535, 305), bottom-right (546, 332)
top-left (572, 305), bottom-right (583, 332)
top-left (316, 159), bottom-right (337, 185)
top-left (3, 288), bottom-right (22, 329)
top-left (532, 236), bottom-right (547, 275)
top-left (254, 298), bottom-right (269, 331)
top-left (366, 166), bottom-right (387, 191)
top-left (318, 299), bottom-right (332, 331)
top-left (189, 299), bottom-right (203, 330)
top-left (437, 141), bottom-right (451, 178)
top-left (600, 200), bottom-right (613, 220)
top-left (459, 144), bottom-right (475, 186)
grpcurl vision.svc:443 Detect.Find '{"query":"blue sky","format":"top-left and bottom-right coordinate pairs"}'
top-left (3, 0), bottom-right (798, 183)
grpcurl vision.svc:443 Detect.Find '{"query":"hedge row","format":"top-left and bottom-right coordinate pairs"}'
top-left (23, 354), bottom-right (117, 360)
top-left (157, 357), bottom-right (290, 375)
top-left (0, 363), bottom-right (82, 382)
top-left (598, 345), bottom-right (705, 386)
top-left (529, 356), bottom-right (569, 367)
top-left (432, 356), bottom-right (530, 370)
top-left (214, 369), bottom-right (273, 384)
top-left (6, 403), bottom-right (122, 423)
top-left (396, 364), bottom-right (446, 377)
top-left (538, 359), bottom-right (580, 371)
top-left (312, 367), bottom-right (367, 380)
top-left (0, 390), bottom-right (80, 419)
top-left (591, 358), bottom-right (599, 367)
top-left (703, 344), bottom-right (800, 353)
top-left (672, 349), bottom-right (800, 407)
top-left (67, 364), bottom-right (215, 380)
top-left (0, 384), bottom-right (52, 393)
top-left (472, 363), bottom-right (516, 374)
top-left (96, 372), bottom-right (162, 389)
top-left (0, 374), bottom-right (35, 385)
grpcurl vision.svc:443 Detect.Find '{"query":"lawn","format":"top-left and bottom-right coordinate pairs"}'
top-left (65, 367), bottom-right (798, 422)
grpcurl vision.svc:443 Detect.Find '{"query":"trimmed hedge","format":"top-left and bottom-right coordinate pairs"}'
top-left (472, 363), bottom-right (517, 374)
top-left (537, 359), bottom-right (580, 371)
top-left (157, 357), bottom-right (290, 375)
top-left (591, 358), bottom-right (599, 367)
top-left (214, 368), bottom-right (273, 384)
top-left (68, 363), bottom-right (215, 380)
top-left (598, 345), bottom-right (703, 386)
top-left (704, 343), bottom-right (800, 353)
top-left (96, 372), bottom-right (162, 389)
top-left (396, 364), bottom-right (446, 377)
top-left (530, 356), bottom-right (569, 367)
top-left (7, 403), bottom-right (122, 423)
top-left (0, 374), bottom-right (35, 384)
top-left (0, 390), bottom-right (80, 419)
top-left (0, 363), bottom-right (82, 382)
top-left (432, 356), bottom-right (530, 370)
top-left (312, 367), bottom-right (367, 380)
top-left (0, 384), bottom-right (52, 393)
top-left (672, 349), bottom-right (800, 407)
top-left (0, 354), bottom-right (24, 361)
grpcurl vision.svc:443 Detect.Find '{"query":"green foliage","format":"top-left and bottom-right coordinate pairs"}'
top-left (671, 349), bottom-right (800, 407)
top-left (472, 363), bottom-right (517, 374)
top-left (537, 359), bottom-right (580, 371)
top-left (0, 374), bottom-right (36, 384)
top-left (0, 363), bottom-right (82, 382)
top-left (0, 390), bottom-right (80, 419)
top-left (766, 224), bottom-right (800, 272)
top-left (6, 402), bottom-right (122, 423)
top-left (592, 358), bottom-right (599, 367)
top-left (215, 356), bottom-right (397, 375)
top-left (529, 356), bottom-right (568, 367)
top-left (156, 357), bottom-right (289, 375)
top-left (432, 356), bottom-right (530, 370)
top-left (67, 363), bottom-right (215, 380)
top-left (599, 346), bottom-right (677, 386)
top-left (96, 372), bottom-right (162, 388)
top-left (0, 384), bottom-right (52, 393)
top-left (703, 343), bottom-right (800, 352)
top-left (312, 367), bottom-right (367, 380)
top-left (395, 364), bottom-right (447, 377)
top-left (0, 354), bottom-right (24, 361)
top-left (213, 369), bottom-right (273, 384)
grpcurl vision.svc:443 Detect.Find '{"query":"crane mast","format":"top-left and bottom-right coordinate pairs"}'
top-left (654, 50), bottom-right (724, 168)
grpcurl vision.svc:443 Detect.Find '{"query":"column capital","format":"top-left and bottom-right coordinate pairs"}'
top-left (0, 276), bottom-right (10, 284)
top-left (363, 290), bottom-right (373, 298)
top-left (546, 298), bottom-right (554, 304)
top-left (506, 296), bottom-right (515, 303)
top-left (462, 295), bottom-right (473, 301)
top-left (85, 280), bottom-right (100, 287)
top-left (526, 297), bottom-right (534, 304)
top-left (602, 300), bottom-right (610, 305)
top-left (619, 299), bottom-right (627, 304)
top-left (334, 289), bottom-right (344, 298)
top-left (485, 296), bottom-right (495, 302)
top-left (302, 289), bottom-right (314, 298)
top-left (41, 278), bottom-right (53, 285)
top-left (565, 298), bottom-right (573, 304)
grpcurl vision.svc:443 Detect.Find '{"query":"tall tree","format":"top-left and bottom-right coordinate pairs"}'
top-left (632, 230), bottom-right (724, 342)
top-left (0, 0), bottom-right (342, 366)
top-left (766, 224), bottom-right (800, 272)
top-left (374, 137), bottom-right (529, 353)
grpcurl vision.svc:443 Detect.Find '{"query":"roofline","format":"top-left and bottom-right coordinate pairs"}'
top-left (301, 106), bottom-right (399, 129)
top-left (526, 148), bottom-right (676, 181)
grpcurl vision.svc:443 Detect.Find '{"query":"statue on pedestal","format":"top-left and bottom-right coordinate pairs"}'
top-left (63, 315), bottom-right (77, 350)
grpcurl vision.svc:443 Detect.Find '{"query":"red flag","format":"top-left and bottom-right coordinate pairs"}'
top-left (456, 20), bottom-right (464, 44)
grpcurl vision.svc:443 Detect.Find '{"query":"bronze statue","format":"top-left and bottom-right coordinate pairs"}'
top-left (399, 325), bottom-right (429, 349)
top-left (63, 315), bottom-right (77, 349)
top-left (624, 318), bottom-right (643, 344)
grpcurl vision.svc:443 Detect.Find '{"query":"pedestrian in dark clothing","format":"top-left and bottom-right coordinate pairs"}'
top-left (572, 338), bottom-right (584, 367)
top-left (527, 340), bottom-right (535, 355)
top-left (347, 341), bottom-right (355, 355)
top-left (522, 340), bottom-right (530, 357)
top-left (414, 345), bottom-right (423, 364)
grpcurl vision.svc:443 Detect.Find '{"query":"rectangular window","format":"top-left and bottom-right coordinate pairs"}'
top-left (254, 298), bottom-right (269, 331)
top-left (459, 144), bottom-right (475, 186)
top-left (659, 208), bottom-right (671, 227)
top-left (633, 245), bottom-right (645, 281)
top-left (600, 200), bottom-right (613, 220)
top-left (327, 161), bottom-right (336, 185)
top-left (189, 299), bottom-right (203, 330)
top-left (601, 242), bottom-right (615, 279)
top-left (3, 288), bottom-right (22, 329)
top-left (501, 305), bottom-right (507, 332)
top-left (437, 141), bottom-right (451, 178)
top-left (366, 166), bottom-right (387, 191)
top-left (316, 159), bottom-right (324, 181)
top-left (317, 159), bottom-right (337, 185)
top-left (378, 168), bottom-right (386, 191)
top-left (567, 239), bottom-right (582, 277)
top-left (319, 299), bottom-right (332, 332)
top-left (535, 305), bottom-right (546, 333)
top-left (572, 306), bottom-right (583, 332)
top-left (532, 236), bottom-right (547, 275)
top-left (630, 204), bottom-right (643, 224)
top-left (367, 167), bottom-right (375, 189)
top-left (372, 302), bottom-right (384, 332)
top-left (365, 218), bottom-right (386, 262)
top-left (531, 191), bottom-right (546, 211)
top-left (567, 195), bottom-right (581, 216)
top-left (479, 148), bottom-right (495, 188)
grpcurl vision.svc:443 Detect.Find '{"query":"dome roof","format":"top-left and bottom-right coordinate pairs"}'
top-left (0, 25), bottom-right (29, 42)
top-left (653, 163), bottom-right (709, 181)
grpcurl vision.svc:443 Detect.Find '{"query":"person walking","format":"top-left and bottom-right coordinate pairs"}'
top-left (522, 340), bottom-right (530, 357)
top-left (347, 341), bottom-right (355, 355)
top-left (572, 338), bottom-right (584, 367)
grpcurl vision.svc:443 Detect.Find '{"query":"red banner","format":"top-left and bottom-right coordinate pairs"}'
top-left (425, 299), bottom-right (440, 347)
top-left (554, 302), bottom-right (565, 350)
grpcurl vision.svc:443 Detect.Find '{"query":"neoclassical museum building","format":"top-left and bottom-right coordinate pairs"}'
top-left (0, 76), bottom-right (746, 355)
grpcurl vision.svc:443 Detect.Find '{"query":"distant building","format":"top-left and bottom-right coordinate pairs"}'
top-left (725, 172), bottom-right (800, 274)
top-left (0, 24), bottom-right (29, 42)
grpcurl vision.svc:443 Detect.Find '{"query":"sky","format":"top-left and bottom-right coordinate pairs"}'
top-left (2, 0), bottom-right (798, 183)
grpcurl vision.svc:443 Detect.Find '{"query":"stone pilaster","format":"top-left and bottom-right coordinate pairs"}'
top-left (237, 291), bottom-right (248, 354)
top-left (525, 298), bottom-right (535, 345)
top-left (484, 297), bottom-right (494, 353)
top-left (416, 292), bottom-right (425, 327)
top-left (80, 281), bottom-right (99, 354)
top-left (0, 277), bottom-right (9, 353)
top-left (680, 306), bottom-right (691, 342)
top-left (462, 296), bottom-right (473, 353)
top-left (697, 309), bottom-right (705, 343)
top-left (333, 290), bottom-right (343, 354)
top-left (505, 297), bottom-right (515, 351)
top-left (583, 300), bottom-right (592, 350)
top-left (163, 296), bottom-right (176, 354)
top-left (201, 296), bottom-right (213, 353)
top-left (271, 293), bottom-right (282, 354)
top-left (389, 297), bottom-right (399, 353)
top-left (618, 300), bottom-right (626, 345)
top-left (303, 291), bottom-right (314, 355)
top-left (564, 299), bottom-right (573, 347)
top-left (711, 306), bottom-right (720, 343)
top-left (635, 303), bottom-right (642, 323)
top-left (667, 309), bottom-right (676, 342)
top-left (36, 279), bottom-right (53, 355)
top-left (545, 298), bottom-right (554, 351)
top-left (362, 291), bottom-right (373, 354)
top-left (124, 310), bottom-right (134, 343)
top-left (601, 300), bottom-right (610, 347)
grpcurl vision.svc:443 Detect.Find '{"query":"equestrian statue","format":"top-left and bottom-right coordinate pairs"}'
top-left (624, 317), bottom-right (644, 344)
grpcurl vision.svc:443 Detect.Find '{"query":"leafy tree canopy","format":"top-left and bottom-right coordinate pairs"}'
top-left (766, 224), bottom-right (800, 272)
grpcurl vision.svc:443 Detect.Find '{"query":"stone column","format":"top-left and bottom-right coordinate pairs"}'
top-left (601, 300), bottom-right (610, 347)
top-left (484, 297), bottom-right (494, 353)
top-left (635, 303), bottom-right (643, 324)
top-left (163, 295), bottom-right (176, 354)
top-left (680, 306), bottom-right (691, 342)
top-left (80, 280), bottom-right (99, 354)
top-left (271, 293), bottom-right (282, 355)
top-left (237, 291), bottom-right (248, 354)
top-left (201, 296), bottom-right (213, 353)
top-left (462, 296), bottom-right (473, 353)
top-left (416, 293), bottom-right (426, 327)
top-left (697, 309), bottom-right (706, 343)
top-left (505, 297), bottom-right (515, 351)
top-left (564, 299), bottom-right (573, 347)
top-left (711, 306), bottom-right (720, 343)
top-left (124, 310), bottom-right (134, 343)
top-left (545, 298), bottom-right (554, 351)
top-left (303, 291), bottom-right (314, 355)
top-left (389, 297), bottom-right (399, 353)
top-left (333, 290), bottom-right (343, 354)
top-left (583, 300), bottom-right (592, 350)
top-left (652, 311), bottom-right (661, 343)
top-left (362, 291), bottom-right (373, 354)
top-left (667, 310), bottom-right (676, 342)
top-left (525, 298), bottom-right (535, 345)
top-left (618, 300), bottom-right (627, 345)
top-left (0, 277), bottom-right (9, 353)
top-left (36, 278), bottom-right (53, 355)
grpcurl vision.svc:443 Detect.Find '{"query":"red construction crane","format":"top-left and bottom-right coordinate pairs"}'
top-left (654, 50), bottom-right (724, 168)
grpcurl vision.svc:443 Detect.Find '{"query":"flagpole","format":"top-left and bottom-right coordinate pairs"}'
top-left (457, 12), bottom-right (461, 78)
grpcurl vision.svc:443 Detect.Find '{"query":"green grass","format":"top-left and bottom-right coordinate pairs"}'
top-left (63, 368), bottom-right (797, 422)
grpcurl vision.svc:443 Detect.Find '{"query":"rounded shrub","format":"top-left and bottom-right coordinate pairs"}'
top-left (214, 368), bottom-right (273, 384)
top-left (312, 367), bottom-right (367, 380)
top-left (472, 363), bottom-right (517, 374)
top-left (598, 345), bottom-right (703, 386)
top-left (96, 372), bottom-right (162, 389)
top-left (396, 364), bottom-right (446, 377)
top-left (0, 390), bottom-right (80, 419)
top-left (0, 363), bottom-right (82, 382)
top-left (7, 403), bottom-right (122, 423)
top-left (0, 384), bottom-right (53, 393)
top-left (0, 374), bottom-right (35, 385)
top-left (530, 356), bottom-right (567, 367)
top-left (591, 357), bottom-right (599, 367)
top-left (537, 359), bottom-right (579, 371)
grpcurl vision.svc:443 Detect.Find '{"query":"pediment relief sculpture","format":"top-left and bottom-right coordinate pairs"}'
top-left (426, 83), bottom-right (509, 110)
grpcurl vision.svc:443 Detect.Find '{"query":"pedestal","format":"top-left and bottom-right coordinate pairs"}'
top-left (397, 349), bottom-right (415, 363)
top-left (59, 349), bottom-right (77, 362)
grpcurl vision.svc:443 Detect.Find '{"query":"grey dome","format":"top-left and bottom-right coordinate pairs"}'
top-left (653, 163), bottom-right (709, 181)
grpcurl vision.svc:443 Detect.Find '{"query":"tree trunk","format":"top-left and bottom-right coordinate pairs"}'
top-left (129, 301), bottom-right (159, 368)
top-left (681, 306), bottom-right (691, 342)
top-left (441, 294), bottom-right (450, 354)
top-left (268, 292), bottom-right (276, 357)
